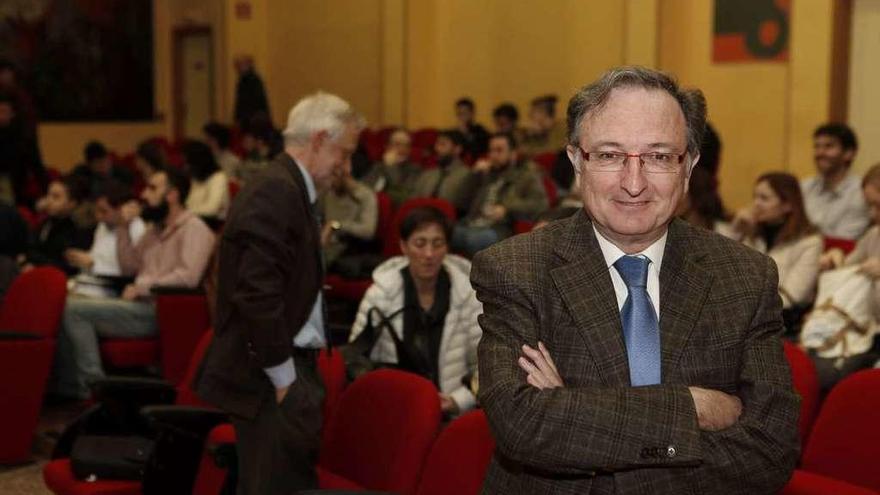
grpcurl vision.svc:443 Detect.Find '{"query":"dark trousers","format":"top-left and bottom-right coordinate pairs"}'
top-left (232, 357), bottom-right (325, 495)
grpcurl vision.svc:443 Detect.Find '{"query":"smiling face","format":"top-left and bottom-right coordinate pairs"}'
top-left (570, 86), bottom-right (695, 252)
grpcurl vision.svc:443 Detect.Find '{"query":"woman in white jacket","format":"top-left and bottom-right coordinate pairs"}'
top-left (349, 206), bottom-right (482, 415)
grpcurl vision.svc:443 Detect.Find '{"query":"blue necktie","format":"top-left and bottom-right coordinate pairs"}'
top-left (614, 255), bottom-right (661, 386)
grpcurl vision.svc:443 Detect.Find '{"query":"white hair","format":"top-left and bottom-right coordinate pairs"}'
top-left (282, 91), bottom-right (365, 146)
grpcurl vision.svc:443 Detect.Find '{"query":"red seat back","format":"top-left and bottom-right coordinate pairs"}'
top-left (156, 291), bottom-right (211, 385)
top-left (782, 340), bottom-right (820, 443)
top-left (319, 369), bottom-right (441, 494)
top-left (384, 197), bottom-right (456, 257)
top-left (0, 267), bottom-right (68, 339)
top-left (175, 330), bottom-right (214, 407)
top-left (416, 410), bottom-right (495, 495)
top-left (317, 348), bottom-right (347, 428)
top-left (0, 339), bottom-right (56, 463)
top-left (801, 369), bottom-right (880, 490)
top-left (824, 237), bottom-right (857, 255)
top-left (532, 152), bottom-right (557, 174)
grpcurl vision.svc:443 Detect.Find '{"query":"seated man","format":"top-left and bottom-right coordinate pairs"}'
top-left (320, 157), bottom-right (379, 278)
top-left (71, 140), bottom-right (135, 199)
top-left (64, 180), bottom-right (146, 297)
top-left (54, 167), bottom-right (215, 399)
top-left (452, 132), bottom-right (548, 256)
top-left (362, 128), bottom-right (422, 206)
top-left (410, 129), bottom-right (479, 216)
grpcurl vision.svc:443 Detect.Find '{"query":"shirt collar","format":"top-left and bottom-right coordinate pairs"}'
top-left (816, 173), bottom-right (857, 196)
top-left (293, 158), bottom-right (317, 203)
top-left (592, 224), bottom-right (668, 273)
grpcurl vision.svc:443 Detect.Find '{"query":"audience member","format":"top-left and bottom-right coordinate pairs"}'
top-left (25, 176), bottom-right (91, 275)
top-left (320, 156), bottom-right (379, 277)
top-left (237, 115), bottom-right (282, 184)
top-left (65, 181), bottom-right (146, 297)
top-left (410, 129), bottom-right (479, 215)
top-left (700, 122), bottom-right (722, 178)
top-left (452, 132), bottom-right (548, 256)
top-left (54, 167), bottom-right (214, 399)
top-left (349, 207), bottom-right (481, 416)
top-left (0, 92), bottom-right (45, 206)
top-left (455, 97), bottom-right (490, 158)
top-left (492, 103), bottom-right (520, 136)
top-left (532, 206), bottom-right (580, 231)
top-left (801, 123), bottom-right (869, 240)
top-left (679, 166), bottom-right (734, 238)
top-left (203, 122), bottom-right (242, 178)
top-left (733, 172), bottom-right (823, 310)
top-left (184, 140), bottom-right (230, 221)
top-left (520, 94), bottom-right (566, 156)
top-left (71, 141), bottom-right (134, 198)
top-left (362, 128), bottom-right (422, 206)
top-left (134, 140), bottom-right (169, 184)
top-left (0, 59), bottom-right (38, 144)
top-left (233, 55), bottom-right (271, 129)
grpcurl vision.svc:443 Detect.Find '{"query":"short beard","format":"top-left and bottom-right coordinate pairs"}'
top-left (140, 200), bottom-right (170, 224)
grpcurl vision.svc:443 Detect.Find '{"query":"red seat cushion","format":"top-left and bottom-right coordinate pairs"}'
top-left (99, 339), bottom-right (159, 369)
top-left (0, 339), bottom-right (55, 463)
top-left (782, 340), bottom-right (819, 443)
top-left (317, 466), bottom-right (366, 490)
top-left (417, 410), bottom-right (495, 495)
top-left (781, 470), bottom-right (878, 495)
top-left (43, 459), bottom-right (142, 495)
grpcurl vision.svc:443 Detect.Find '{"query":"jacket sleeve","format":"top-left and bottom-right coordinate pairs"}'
top-left (472, 250), bottom-right (799, 493)
top-left (340, 186), bottom-right (378, 240)
top-left (228, 180), bottom-right (300, 368)
top-left (448, 291), bottom-right (483, 413)
top-left (502, 167), bottom-right (548, 220)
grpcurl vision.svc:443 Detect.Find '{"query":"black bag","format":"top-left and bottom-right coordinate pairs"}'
top-left (70, 435), bottom-right (155, 480)
top-left (340, 306), bottom-right (434, 381)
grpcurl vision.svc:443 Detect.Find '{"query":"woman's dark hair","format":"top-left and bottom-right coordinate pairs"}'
top-left (135, 140), bottom-right (168, 173)
top-left (531, 94), bottom-right (558, 118)
top-left (183, 140), bottom-right (220, 182)
top-left (756, 172), bottom-right (815, 244)
top-left (686, 166), bottom-right (729, 229)
top-left (59, 174), bottom-right (89, 204)
top-left (96, 180), bottom-right (133, 208)
top-left (493, 103), bottom-right (519, 122)
top-left (400, 206), bottom-right (453, 242)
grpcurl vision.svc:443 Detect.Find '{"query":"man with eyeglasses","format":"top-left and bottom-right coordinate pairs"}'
top-left (471, 66), bottom-right (799, 494)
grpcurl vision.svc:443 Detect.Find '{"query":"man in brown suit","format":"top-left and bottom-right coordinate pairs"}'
top-left (195, 92), bottom-right (363, 494)
top-left (472, 67), bottom-right (800, 494)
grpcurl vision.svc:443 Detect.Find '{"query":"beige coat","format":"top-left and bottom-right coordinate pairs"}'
top-left (745, 233), bottom-right (823, 308)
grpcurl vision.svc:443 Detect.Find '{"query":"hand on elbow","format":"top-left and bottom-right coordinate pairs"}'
top-left (688, 386), bottom-right (742, 431)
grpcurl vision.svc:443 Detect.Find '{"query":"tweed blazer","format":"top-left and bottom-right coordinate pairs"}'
top-left (471, 210), bottom-right (800, 494)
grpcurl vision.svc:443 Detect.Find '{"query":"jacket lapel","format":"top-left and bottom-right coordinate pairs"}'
top-left (550, 211), bottom-right (632, 386)
top-left (658, 219), bottom-right (713, 382)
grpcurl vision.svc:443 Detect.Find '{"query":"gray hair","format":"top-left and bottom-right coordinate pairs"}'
top-left (566, 66), bottom-right (707, 155)
top-left (282, 91), bottom-right (366, 146)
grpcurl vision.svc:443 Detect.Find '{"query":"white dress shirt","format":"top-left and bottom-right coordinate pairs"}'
top-left (801, 174), bottom-right (870, 240)
top-left (72, 219), bottom-right (147, 298)
top-left (593, 225), bottom-right (667, 319)
top-left (263, 159), bottom-right (327, 389)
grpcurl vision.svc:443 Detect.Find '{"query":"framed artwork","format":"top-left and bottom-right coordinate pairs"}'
top-left (713, 0), bottom-right (790, 62)
top-left (0, 0), bottom-right (154, 121)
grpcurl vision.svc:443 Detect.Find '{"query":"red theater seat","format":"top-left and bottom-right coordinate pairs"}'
top-left (0, 267), bottom-right (67, 464)
top-left (782, 340), bottom-right (820, 443)
top-left (416, 410), bottom-right (495, 495)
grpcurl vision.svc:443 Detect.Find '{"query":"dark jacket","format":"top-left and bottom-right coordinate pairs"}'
top-left (195, 152), bottom-right (322, 419)
top-left (234, 69), bottom-right (271, 128)
top-left (26, 216), bottom-right (92, 275)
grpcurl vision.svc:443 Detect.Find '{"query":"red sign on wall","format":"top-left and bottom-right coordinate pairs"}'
top-left (235, 1), bottom-right (252, 20)
top-left (713, 0), bottom-right (790, 62)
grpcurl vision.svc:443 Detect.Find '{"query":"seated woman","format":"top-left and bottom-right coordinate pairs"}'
top-left (733, 172), bottom-right (823, 312)
top-left (679, 166), bottom-right (735, 238)
top-left (349, 206), bottom-right (482, 416)
top-left (183, 140), bottom-right (230, 222)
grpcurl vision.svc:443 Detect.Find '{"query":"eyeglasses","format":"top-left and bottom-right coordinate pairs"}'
top-left (574, 146), bottom-right (686, 174)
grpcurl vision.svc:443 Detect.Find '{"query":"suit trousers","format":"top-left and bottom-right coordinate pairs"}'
top-left (232, 354), bottom-right (325, 495)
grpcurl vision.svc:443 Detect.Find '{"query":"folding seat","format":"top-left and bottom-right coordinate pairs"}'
top-left (0, 267), bottom-right (68, 464)
top-left (416, 410), bottom-right (495, 495)
top-left (781, 340), bottom-right (820, 443)
top-left (43, 330), bottom-right (218, 495)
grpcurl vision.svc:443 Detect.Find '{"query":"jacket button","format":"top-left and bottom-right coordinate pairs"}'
top-left (666, 446), bottom-right (676, 458)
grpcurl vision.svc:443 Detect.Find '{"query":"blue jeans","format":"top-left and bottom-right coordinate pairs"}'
top-left (452, 225), bottom-right (501, 257)
top-left (54, 296), bottom-right (157, 399)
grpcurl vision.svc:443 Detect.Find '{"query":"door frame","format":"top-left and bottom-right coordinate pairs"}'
top-left (172, 25), bottom-right (215, 141)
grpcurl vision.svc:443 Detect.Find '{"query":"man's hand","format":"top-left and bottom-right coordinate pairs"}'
top-left (119, 201), bottom-right (141, 226)
top-left (858, 257), bottom-right (880, 279)
top-left (383, 149), bottom-right (406, 166)
top-left (275, 385), bottom-right (290, 405)
top-left (121, 284), bottom-right (140, 301)
top-left (819, 248), bottom-right (845, 271)
top-left (439, 393), bottom-right (460, 415)
top-left (484, 205), bottom-right (507, 222)
top-left (688, 386), bottom-right (742, 431)
top-left (473, 159), bottom-right (492, 174)
top-left (518, 342), bottom-right (564, 389)
top-left (731, 206), bottom-right (756, 236)
top-left (65, 249), bottom-right (93, 269)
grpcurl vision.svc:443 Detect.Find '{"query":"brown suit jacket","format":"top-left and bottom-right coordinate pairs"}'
top-left (195, 152), bottom-right (323, 419)
top-left (471, 210), bottom-right (800, 494)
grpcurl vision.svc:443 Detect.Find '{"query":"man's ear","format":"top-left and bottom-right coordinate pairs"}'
top-left (310, 130), bottom-right (329, 153)
top-left (683, 153), bottom-right (700, 193)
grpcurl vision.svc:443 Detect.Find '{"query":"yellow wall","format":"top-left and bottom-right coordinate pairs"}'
top-left (849, 0), bottom-right (880, 173)
top-left (659, 0), bottom-right (842, 209)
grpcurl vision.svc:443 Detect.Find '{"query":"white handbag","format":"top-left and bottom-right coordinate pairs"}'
top-left (800, 265), bottom-right (877, 359)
